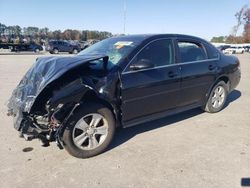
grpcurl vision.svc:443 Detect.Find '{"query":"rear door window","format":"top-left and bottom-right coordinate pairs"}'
top-left (177, 41), bottom-right (207, 63)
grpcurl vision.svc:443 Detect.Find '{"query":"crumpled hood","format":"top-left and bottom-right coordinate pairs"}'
top-left (7, 54), bottom-right (107, 114)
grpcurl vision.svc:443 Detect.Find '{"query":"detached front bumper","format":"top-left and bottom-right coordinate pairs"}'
top-left (8, 108), bottom-right (51, 145)
top-left (8, 108), bottom-right (34, 134)
top-left (12, 110), bottom-right (24, 131)
top-left (7, 107), bottom-right (24, 131)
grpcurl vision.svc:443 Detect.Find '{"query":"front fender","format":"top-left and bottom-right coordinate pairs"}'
top-left (49, 78), bottom-right (93, 109)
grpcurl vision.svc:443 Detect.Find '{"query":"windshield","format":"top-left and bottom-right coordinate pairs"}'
top-left (78, 37), bottom-right (143, 68)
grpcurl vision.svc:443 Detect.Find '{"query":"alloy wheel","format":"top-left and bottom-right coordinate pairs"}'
top-left (211, 86), bottom-right (225, 109)
top-left (72, 113), bottom-right (109, 150)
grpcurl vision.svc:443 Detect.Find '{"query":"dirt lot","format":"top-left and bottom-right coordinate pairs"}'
top-left (0, 53), bottom-right (249, 188)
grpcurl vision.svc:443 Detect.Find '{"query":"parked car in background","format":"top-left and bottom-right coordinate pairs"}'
top-left (7, 34), bottom-right (241, 158)
top-left (243, 46), bottom-right (250, 52)
top-left (79, 41), bottom-right (88, 50)
top-left (81, 39), bottom-right (100, 50)
top-left (47, 40), bottom-right (81, 54)
top-left (0, 42), bottom-right (43, 53)
top-left (224, 46), bottom-right (244, 54)
top-left (24, 43), bottom-right (43, 53)
top-left (216, 45), bottom-right (230, 52)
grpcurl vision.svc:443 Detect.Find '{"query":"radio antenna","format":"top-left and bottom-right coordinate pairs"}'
top-left (123, 0), bottom-right (127, 34)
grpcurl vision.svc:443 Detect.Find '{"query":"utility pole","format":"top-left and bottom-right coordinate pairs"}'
top-left (123, 0), bottom-right (127, 35)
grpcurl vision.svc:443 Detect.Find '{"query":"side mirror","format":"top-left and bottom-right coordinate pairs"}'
top-left (130, 59), bottom-right (154, 70)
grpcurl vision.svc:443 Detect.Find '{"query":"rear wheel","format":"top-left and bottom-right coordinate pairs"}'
top-left (53, 48), bottom-right (59, 54)
top-left (204, 81), bottom-right (228, 113)
top-left (63, 103), bottom-right (115, 158)
top-left (72, 48), bottom-right (78, 54)
top-left (34, 48), bottom-right (40, 53)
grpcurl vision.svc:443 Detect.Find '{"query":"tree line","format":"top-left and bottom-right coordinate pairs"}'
top-left (211, 5), bottom-right (250, 44)
top-left (0, 23), bottom-right (113, 44)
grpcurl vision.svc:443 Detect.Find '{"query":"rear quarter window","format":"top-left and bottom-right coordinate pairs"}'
top-left (205, 44), bottom-right (220, 59)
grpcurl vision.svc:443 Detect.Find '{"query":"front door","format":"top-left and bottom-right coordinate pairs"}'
top-left (121, 38), bottom-right (181, 124)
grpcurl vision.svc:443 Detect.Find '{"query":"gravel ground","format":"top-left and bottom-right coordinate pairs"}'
top-left (0, 53), bottom-right (249, 188)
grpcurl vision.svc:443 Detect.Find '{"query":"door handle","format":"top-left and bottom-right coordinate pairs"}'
top-left (208, 65), bottom-right (216, 71)
top-left (168, 71), bottom-right (178, 78)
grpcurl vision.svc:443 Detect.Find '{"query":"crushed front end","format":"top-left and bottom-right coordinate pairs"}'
top-left (7, 54), bottom-right (109, 147)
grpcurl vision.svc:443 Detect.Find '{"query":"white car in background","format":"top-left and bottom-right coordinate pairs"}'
top-left (224, 46), bottom-right (245, 54)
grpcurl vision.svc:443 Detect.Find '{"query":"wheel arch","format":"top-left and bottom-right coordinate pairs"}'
top-left (79, 90), bottom-right (120, 127)
top-left (217, 75), bottom-right (230, 86)
top-left (203, 75), bottom-right (230, 106)
top-left (53, 47), bottom-right (59, 52)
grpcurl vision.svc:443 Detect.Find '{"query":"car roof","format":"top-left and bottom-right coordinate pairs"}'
top-left (111, 34), bottom-right (209, 45)
top-left (113, 33), bottom-right (205, 40)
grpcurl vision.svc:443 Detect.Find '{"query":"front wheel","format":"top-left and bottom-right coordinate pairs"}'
top-left (63, 103), bottom-right (115, 158)
top-left (204, 81), bottom-right (228, 113)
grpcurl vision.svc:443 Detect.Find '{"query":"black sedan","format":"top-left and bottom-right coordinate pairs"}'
top-left (7, 34), bottom-right (241, 158)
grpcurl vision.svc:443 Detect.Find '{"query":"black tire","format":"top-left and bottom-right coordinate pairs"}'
top-left (204, 81), bottom-right (228, 113)
top-left (72, 48), bottom-right (78, 54)
top-left (62, 103), bottom-right (115, 158)
top-left (34, 48), bottom-right (40, 53)
top-left (53, 48), bottom-right (59, 54)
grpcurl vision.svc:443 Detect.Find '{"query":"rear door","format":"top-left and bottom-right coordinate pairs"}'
top-left (121, 38), bottom-right (181, 123)
top-left (175, 39), bottom-right (219, 107)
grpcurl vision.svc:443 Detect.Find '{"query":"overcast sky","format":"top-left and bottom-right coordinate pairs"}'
top-left (0, 0), bottom-right (249, 40)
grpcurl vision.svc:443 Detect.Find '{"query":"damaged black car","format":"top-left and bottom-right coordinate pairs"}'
top-left (7, 34), bottom-right (241, 158)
